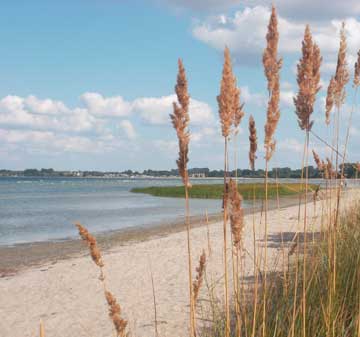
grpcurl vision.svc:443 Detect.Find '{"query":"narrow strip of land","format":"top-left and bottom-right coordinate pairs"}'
top-left (131, 183), bottom-right (318, 199)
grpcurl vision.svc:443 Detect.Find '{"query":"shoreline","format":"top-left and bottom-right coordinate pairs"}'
top-left (1, 189), bottom-right (358, 337)
top-left (0, 194), bottom-right (304, 276)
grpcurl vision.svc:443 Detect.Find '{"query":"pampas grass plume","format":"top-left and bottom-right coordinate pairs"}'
top-left (249, 115), bottom-right (258, 170)
top-left (193, 250), bottom-right (206, 303)
top-left (170, 59), bottom-right (191, 187)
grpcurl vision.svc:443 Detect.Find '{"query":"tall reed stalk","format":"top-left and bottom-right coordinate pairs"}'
top-left (332, 23), bottom-right (350, 228)
top-left (217, 46), bottom-right (238, 337)
top-left (248, 114), bottom-right (258, 337)
top-left (229, 178), bottom-right (245, 337)
top-left (294, 24), bottom-right (322, 337)
top-left (262, 6), bottom-right (282, 336)
top-left (170, 59), bottom-right (195, 337)
top-left (322, 27), bottom-right (350, 335)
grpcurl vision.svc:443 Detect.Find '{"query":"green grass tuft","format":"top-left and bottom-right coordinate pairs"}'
top-left (131, 183), bottom-right (317, 200)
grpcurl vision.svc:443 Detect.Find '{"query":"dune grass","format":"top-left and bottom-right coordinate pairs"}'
top-left (131, 183), bottom-right (317, 200)
top-left (200, 202), bottom-right (360, 337)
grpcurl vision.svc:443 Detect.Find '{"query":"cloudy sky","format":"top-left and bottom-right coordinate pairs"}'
top-left (0, 0), bottom-right (359, 171)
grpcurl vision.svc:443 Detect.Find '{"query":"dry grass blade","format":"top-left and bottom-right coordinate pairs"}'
top-left (294, 25), bottom-right (322, 131)
top-left (217, 46), bottom-right (237, 138)
top-left (249, 115), bottom-right (258, 170)
top-left (228, 179), bottom-right (244, 250)
top-left (263, 5), bottom-right (282, 160)
top-left (170, 59), bottom-right (191, 187)
top-left (193, 250), bottom-right (206, 303)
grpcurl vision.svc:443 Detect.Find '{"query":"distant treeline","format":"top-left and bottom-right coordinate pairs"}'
top-left (0, 163), bottom-right (359, 178)
top-left (144, 164), bottom-right (359, 179)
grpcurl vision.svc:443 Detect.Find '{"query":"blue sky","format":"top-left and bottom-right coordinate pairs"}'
top-left (0, 0), bottom-right (359, 171)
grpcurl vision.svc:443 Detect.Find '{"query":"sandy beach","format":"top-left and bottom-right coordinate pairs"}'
top-left (1, 189), bottom-right (358, 337)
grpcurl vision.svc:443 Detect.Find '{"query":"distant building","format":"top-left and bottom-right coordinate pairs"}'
top-left (190, 173), bottom-right (206, 178)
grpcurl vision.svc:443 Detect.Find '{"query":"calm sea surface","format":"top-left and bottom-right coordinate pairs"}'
top-left (0, 176), bottom-right (332, 246)
top-left (0, 177), bottom-right (227, 246)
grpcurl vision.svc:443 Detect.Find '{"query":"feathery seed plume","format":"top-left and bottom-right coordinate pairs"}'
top-left (325, 77), bottom-right (336, 125)
top-left (312, 149), bottom-right (324, 171)
top-left (228, 179), bottom-right (244, 250)
top-left (233, 86), bottom-right (245, 131)
top-left (170, 59), bottom-right (191, 187)
top-left (354, 49), bottom-right (360, 87)
top-left (105, 291), bottom-right (128, 337)
top-left (193, 250), bottom-right (206, 303)
top-left (294, 25), bottom-right (322, 131)
top-left (326, 158), bottom-right (335, 179)
top-left (312, 43), bottom-right (322, 91)
top-left (248, 115), bottom-right (258, 170)
top-left (76, 223), bottom-right (128, 337)
top-left (263, 6), bottom-right (282, 160)
top-left (217, 47), bottom-right (237, 138)
top-left (76, 222), bottom-right (104, 268)
top-left (262, 6), bottom-right (281, 93)
top-left (333, 23), bottom-right (349, 108)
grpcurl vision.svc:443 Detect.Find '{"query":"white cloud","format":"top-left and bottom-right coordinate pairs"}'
top-left (277, 138), bottom-right (304, 154)
top-left (0, 129), bottom-right (117, 154)
top-left (0, 95), bottom-right (97, 132)
top-left (0, 91), bottom-right (216, 162)
top-left (282, 81), bottom-right (293, 90)
top-left (24, 95), bottom-right (69, 115)
top-left (271, 0), bottom-right (360, 21)
top-left (133, 94), bottom-right (214, 125)
top-left (119, 120), bottom-right (136, 140)
top-left (0, 129), bottom-right (54, 144)
top-left (153, 139), bottom-right (178, 154)
top-left (160, 0), bottom-right (360, 21)
top-left (281, 90), bottom-right (295, 108)
top-left (241, 86), bottom-right (267, 107)
top-left (191, 126), bottom-right (217, 142)
top-left (80, 92), bottom-right (132, 117)
top-left (192, 6), bottom-right (360, 69)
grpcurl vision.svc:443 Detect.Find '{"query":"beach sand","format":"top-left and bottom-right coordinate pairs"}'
top-left (1, 189), bottom-right (358, 337)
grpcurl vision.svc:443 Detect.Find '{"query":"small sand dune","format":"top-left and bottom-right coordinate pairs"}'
top-left (1, 189), bottom-right (358, 337)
